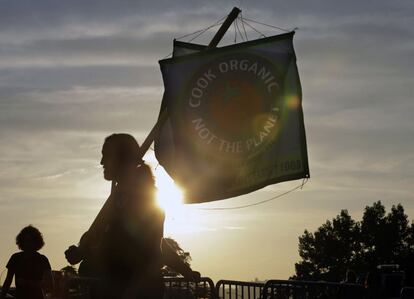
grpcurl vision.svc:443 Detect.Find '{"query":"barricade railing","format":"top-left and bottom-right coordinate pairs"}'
top-left (262, 280), bottom-right (365, 299)
top-left (215, 279), bottom-right (265, 299)
top-left (164, 276), bottom-right (217, 299)
top-left (401, 287), bottom-right (414, 299)
top-left (62, 276), bottom-right (217, 299)
top-left (62, 276), bottom-right (100, 299)
top-left (54, 273), bottom-right (372, 299)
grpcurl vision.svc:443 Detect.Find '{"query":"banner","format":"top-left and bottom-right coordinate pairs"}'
top-left (155, 32), bottom-right (309, 203)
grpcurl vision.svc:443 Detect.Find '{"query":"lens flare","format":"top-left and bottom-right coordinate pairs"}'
top-left (154, 167), bottom-right (184, 213)
top-left (286, 95), bottom-right (300, 109)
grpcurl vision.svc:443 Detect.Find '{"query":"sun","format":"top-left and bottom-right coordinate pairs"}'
top-left (144, 151), bottom-right (197, 235)
top-left (154, 166), bottom-right (184, 214)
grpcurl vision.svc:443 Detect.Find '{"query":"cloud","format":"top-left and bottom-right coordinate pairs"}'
top-left (0, 86), bottom-right (162, 133)
top-left (224, 226), bottom-right (245, 230)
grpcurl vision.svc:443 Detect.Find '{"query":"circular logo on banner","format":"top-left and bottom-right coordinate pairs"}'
top-left (181, 52), bottom-right (283, 162)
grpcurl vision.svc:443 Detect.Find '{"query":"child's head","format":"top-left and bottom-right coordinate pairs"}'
top-left (16, 225), bottom-right (44, 252)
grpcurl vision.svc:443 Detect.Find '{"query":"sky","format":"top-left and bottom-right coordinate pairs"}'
top-left (0, 0), bottom-right (413, 284)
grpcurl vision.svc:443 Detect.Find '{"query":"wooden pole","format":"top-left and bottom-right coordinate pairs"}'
top-left (207, 7), bottom-right (241, 49)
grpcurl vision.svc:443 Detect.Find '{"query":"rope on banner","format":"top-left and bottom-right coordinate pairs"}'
top-left (233, 20), bottom-right (237, 43)
top-left (187, 20), bottom-right (225, 43)
top-left (241, 17), bottom-right (292, 32)
top-left (199, 178), bottom-right (309, 210)
top-left (239, 13), bottom-right (248, 41)
top-left (162, 15), bottom-right (227, 59)
top-left (162, 14), bottom-right (295, 59)
top-left (176, 15), bottom-right (227, 41)
top-left (235, 18), bottom-right (245, 42)
top-left (240, 18), bottom-right (267, 38)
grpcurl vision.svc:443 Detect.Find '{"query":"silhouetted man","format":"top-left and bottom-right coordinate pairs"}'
top-left (65, 133), bottom-right (199, 298)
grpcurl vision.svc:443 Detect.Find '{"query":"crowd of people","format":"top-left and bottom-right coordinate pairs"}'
top-left (1, 133), bottom-right (200, 299)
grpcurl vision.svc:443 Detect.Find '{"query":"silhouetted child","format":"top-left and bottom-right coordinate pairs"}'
top-left (0, 225), bottom-right (53, 299)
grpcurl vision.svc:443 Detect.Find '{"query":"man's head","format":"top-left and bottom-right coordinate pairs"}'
top-left (100, 133), bottom-right (142, 181)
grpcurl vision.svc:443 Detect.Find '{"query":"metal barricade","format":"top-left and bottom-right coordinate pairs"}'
top-left (401, 287), bottom-right (414, 299)
top-left (215, 280), bottom-right (265, 299)
top-left (262, 280), bottom-right (365, 299)
top-left (62, 276), bottom-right (100, 299)
top-left (164, 276), bottom-right (217, 299)
top-left (63, 276), bottom-right (217, 299)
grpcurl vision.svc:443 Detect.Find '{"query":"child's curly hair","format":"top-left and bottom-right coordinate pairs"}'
top-left (16, 225), bottom-right (45, 251)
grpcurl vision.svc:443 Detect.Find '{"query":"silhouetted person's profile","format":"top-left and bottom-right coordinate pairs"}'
top-left (65, 133), bottom-right (199, 298)
top-left (0, 225), bottom-right (53, 299)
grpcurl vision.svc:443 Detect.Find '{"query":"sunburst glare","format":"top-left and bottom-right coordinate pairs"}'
top-left (145, 152), bottom-right (203, 235)
top-left (154, 167), bottom-right (184, 213)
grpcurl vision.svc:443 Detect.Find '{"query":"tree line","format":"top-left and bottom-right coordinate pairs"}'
top-left (293, 201), bottom-right (414, 282)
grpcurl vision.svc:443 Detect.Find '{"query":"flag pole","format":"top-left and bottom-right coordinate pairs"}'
top-left (81, 7), bottom-right (241, 252)
top-left (207, 7), bottom-right (241, 49)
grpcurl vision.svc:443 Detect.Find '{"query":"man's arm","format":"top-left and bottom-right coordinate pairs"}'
top-left (0, 270), bottom-right (14, 299)
top-left (161, 239), bottom-right (201, 281)
top-left (81, 185), bottom-right (115, 246)
top-left (65, 186), bottom-right (116, 265)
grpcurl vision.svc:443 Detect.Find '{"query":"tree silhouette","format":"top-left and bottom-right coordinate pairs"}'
top-left (293, 201), bottom-right (414, 282)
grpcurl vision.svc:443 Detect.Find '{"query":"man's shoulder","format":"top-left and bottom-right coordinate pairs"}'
top-left (135, 163), bottom-right (154, 181)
